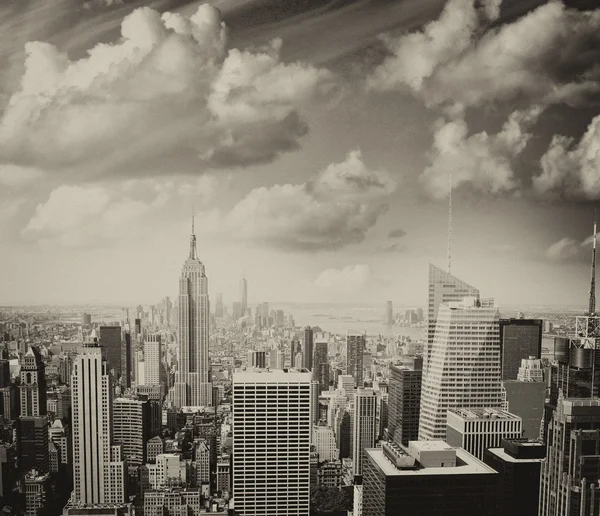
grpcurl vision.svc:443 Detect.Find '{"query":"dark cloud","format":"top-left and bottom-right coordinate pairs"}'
top-left (387, 228), bottom-right (406, 239)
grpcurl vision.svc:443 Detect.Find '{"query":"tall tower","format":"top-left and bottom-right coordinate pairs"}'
top-left (173, 217), bottom-right (212, 408)
top-left (143, 334), bottom-right (162, 387)
top-left (352, 388), bottom-right (377, 476)
top-left (346, 332), bottom-right (365, 388)
top-left (239, 275), bottom-right (248, 317)
top-left (303, 326), bottom-right (314, 371)
top-left (232, 369), bottom-right (311, 515)
top-left (419, 297), bottom-right (503, 441)
top-left (19, 346), bottom-right (47, 417)
top-left (426, 264), bottom-right (479, 373)
top-left (589, 216), bottom-right (597, 317)
top-left (70, 340), bottom-right (125, 506)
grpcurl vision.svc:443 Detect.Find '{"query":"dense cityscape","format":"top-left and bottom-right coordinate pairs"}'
top-left (0, 217), bottom-right (597, 515)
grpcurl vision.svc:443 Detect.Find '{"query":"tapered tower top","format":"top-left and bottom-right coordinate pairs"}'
top-left (189, 212), bottom-right (198, 260)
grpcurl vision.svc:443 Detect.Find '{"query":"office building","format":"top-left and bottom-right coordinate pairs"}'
top-left (24, 469), bottom-right (52, 516)
top-left (147, 454), bottom-right (186, 488)
top-left (384, 301), bottom-right (393, 326)
top-left (388, 357), bottom-right (422, 446)
top-left (99, 326), bottom-right (122, 380)
top-left (313, 425), bottom-right (339, 462)
top-left (446, 408), bottom-right (523, 461)
top-left (71, 342), bottom-right (126, 505)
top-left (313, 339), bottom-right (330, 392)
top-left (247, 350), bottom-right (266, 369)
top-left (317, 460), bottom-right (343, 488)
top-left (173, 219), bottom-right (212, 408)
top-left (216, 458), bottom-right (230, 495)
top-left (215, 293), bottom-right (224, 318)
top-left (232, 368), bottom-right (311, 516)
top-left (143, 334), bottom-right (162, 387)
top-left (426, 264), bottom-right (479, 373)
top-left (539, 398), bottom-right (600, 516)
top-left (17, 416), bottom-right (49, 475)
top-left (499, 318), bottom-right (542, 380)
top-left (20, 346), bottom-right (47, 417)
top-left (338, 374), bottom-right (355, 395)
top-left (81, 313), bottom-right (92, 328)
top-left (346, 333), bottom-right (365, 388)
top-left (304, 327), bottom-right (314, 371)
top-left (123, 327), bottom-right (132, 388)
top-left (353, 388), bottom-right (377, 476)
top-left (112, 398), bottom-right (149, 467)
top-left (291, 340), bottom-right (301, 367)
top-left (193, 440), bottom-right (210, 486)
top-left (144, 488), bottom-right (200, 515)
top-left (146, 436), bottom-right (164, 463)
top-left (484, 439), bottom-right (545, 516)
top-left (240, 276), bottom-right (248, 318)
top-left (419, 297), bottom-right (503, 441)
top-left (363, 441), bottom-right (498, 516)
top-left (337, 410), bottom-right (351, 460)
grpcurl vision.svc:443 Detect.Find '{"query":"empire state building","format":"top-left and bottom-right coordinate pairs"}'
top-left (173, 219), bottom-right (212, 407)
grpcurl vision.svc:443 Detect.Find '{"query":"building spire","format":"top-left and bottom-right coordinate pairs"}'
top-left (189, 209), bottom-right (197, 260)
top-left (589, 210), bottom-right (597, 316)
top-left (448, 170), bottom-right (452, 274)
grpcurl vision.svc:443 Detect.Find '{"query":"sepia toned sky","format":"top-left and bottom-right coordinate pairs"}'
top-left (1, 0), bottom-right (600, 307)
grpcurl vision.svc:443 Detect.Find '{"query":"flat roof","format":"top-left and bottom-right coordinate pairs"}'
top-left (410, 441), bottom-right (455, 453)
top-left (486, 448), bottom-right (545, 464)
top-left (233, 368), bottom-right (312, 383)
top-left (366, 447), bottom-right (497, 477)
top-left (448, 408), bottom-right (520, 420)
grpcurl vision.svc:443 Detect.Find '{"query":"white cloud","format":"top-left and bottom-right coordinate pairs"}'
top-left (313, 264), bottom-right (373, 293)
top-left (22, 176), bottom-right (218, 248)
top-left (0, 5), bottom-right (332, 178)
top-left (223, 150), bottom-right (396, 250)
top-left (369, 1), bottom-right (600, 110)
top-left (0, 165), bottom-right (44, 186)
top-left (420, 108), bottom-right (540, 199)
top-left (534, 114), bottom-right (600, 200)
top-left (546, 237), bottom-right (582, 263)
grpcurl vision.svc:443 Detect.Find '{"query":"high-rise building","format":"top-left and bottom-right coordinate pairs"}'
top-left (215, 293), bottom-right (224, 318)
top-left (240, 276), bottom-right (248, 318)
top-left (123, 326), bottom-right (132, 389)
top-left (445, 408), bottom-right (523, 461)
top-left (303, 327), bottom-right (314, 371)
top-left (426, 264), bottom-right (479, 373)
top-left (313, 425), bottom-right (339, 462)
top-left (99, 326), bottom-right (122, 380)
top-left (384, 301), bottom-right (393, 326)
top-left (419, 297), bottom-right (503, 441)
top-left (232, 369), bottom-right (311, 516)
top-left (173, 219), bottom-right (211, 408)
top-left (338, 375), bottom-right (355, 396)
top-left (484, 438), bottom-right (545, 516)
top-left (353, 388), bottom-right (377, 476)
top-left (539, 398), bottom-right (600, 516)
top-left (20, 346), bottom-right (47, 417)
top-left (347, 332), bottom-right (365, 388)
top-left (388, 357), bottom-right (422, 446)
top-left (247, 350), bottom-right (266, 369)
top-left (363, 441), bottom-right (499, 516)
top-left (291, 340), bottom-right (301, 367)
top-left (70, 341), bottom-right (126, 505)
top-left (313, 339), bottom-right (330, 392)
top-left (81, 313), bottom-right (92, 328)
top-left (143, 334), bottom-right (162, 387)
top-left (499, 318), bottom-right (542, 380)
top-left (112, 398), bottom-right (150, 467)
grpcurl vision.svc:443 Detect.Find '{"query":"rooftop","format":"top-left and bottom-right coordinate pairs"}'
top-left (233, 368), bottom-right (312, 383)
top-left (366, 445), bottom-right (497, 477)
top-left (448, 408), bottom-right (521, 420)
top-left (486, 447), bottom-right (545, 464)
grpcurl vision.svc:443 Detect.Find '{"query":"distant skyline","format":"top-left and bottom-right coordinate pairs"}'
top-left (1, 0), bottom-right (600, 307)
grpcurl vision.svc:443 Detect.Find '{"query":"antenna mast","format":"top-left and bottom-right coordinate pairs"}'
top-left (448, 170), bottom-right (452, 274)
top-left (589, 211), bottom-right (597, 316)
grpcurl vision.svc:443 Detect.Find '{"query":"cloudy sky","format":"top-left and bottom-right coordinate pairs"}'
top-left (1, 0), bottom-right (599, 307)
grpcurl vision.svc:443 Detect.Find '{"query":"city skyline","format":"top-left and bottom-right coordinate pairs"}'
top-left (1, 0), bottom-right (600, 307)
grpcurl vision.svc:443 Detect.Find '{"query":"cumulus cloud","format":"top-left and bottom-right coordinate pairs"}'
top-left (22, 176), bottom-right (218, 247)
top-left (0, 5), bottom-right (332, 178)
top-left (224, 150), bottom-right (395, 251)
top-left (369, 1), bottom-right (600, 110)
top-left (420, 107), bottom-right (540, 199)
top-left (313, 264), bottom-right (373, 293)
top-left (534, 114), bottom-right (600, 200)
top-left (546, 237), bottom-right (584, 263)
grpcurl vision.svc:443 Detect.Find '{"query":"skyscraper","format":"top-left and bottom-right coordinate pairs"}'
top-left (19, 346), bottom-right (47, 417)
top-left (99, 325), bottom-right (122, 380)
top-left (347, 332), bottom-right (365, 388)
top-left (353, 388), bottom-right (377, 476)
top-left (173, 218), bottom-right (211, 408)
top-left (70, 341), bottom-right (126, 506)
top-left (240, 276), bottom-right (248, 317)
top-left (303, 326), bottom-right (314, 371)
top-left (539, 398), bottom-right (600, 516)
top-left (388, 357), bottom-right (422, 446)
top-left (313, 339), bottom-right (330, 393)
top-left (112, 398), bottom-right (150, 467)
top-left (419, 297), bottom-right (503, 441)
top-left (499, 318), bottom-right (542, 380)
top-left (426, 264), bottom-right (479, 373)
top-left (143, 334), bottom-right (162, 387)
top-left (232, 369), bottom-right (311, 516)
